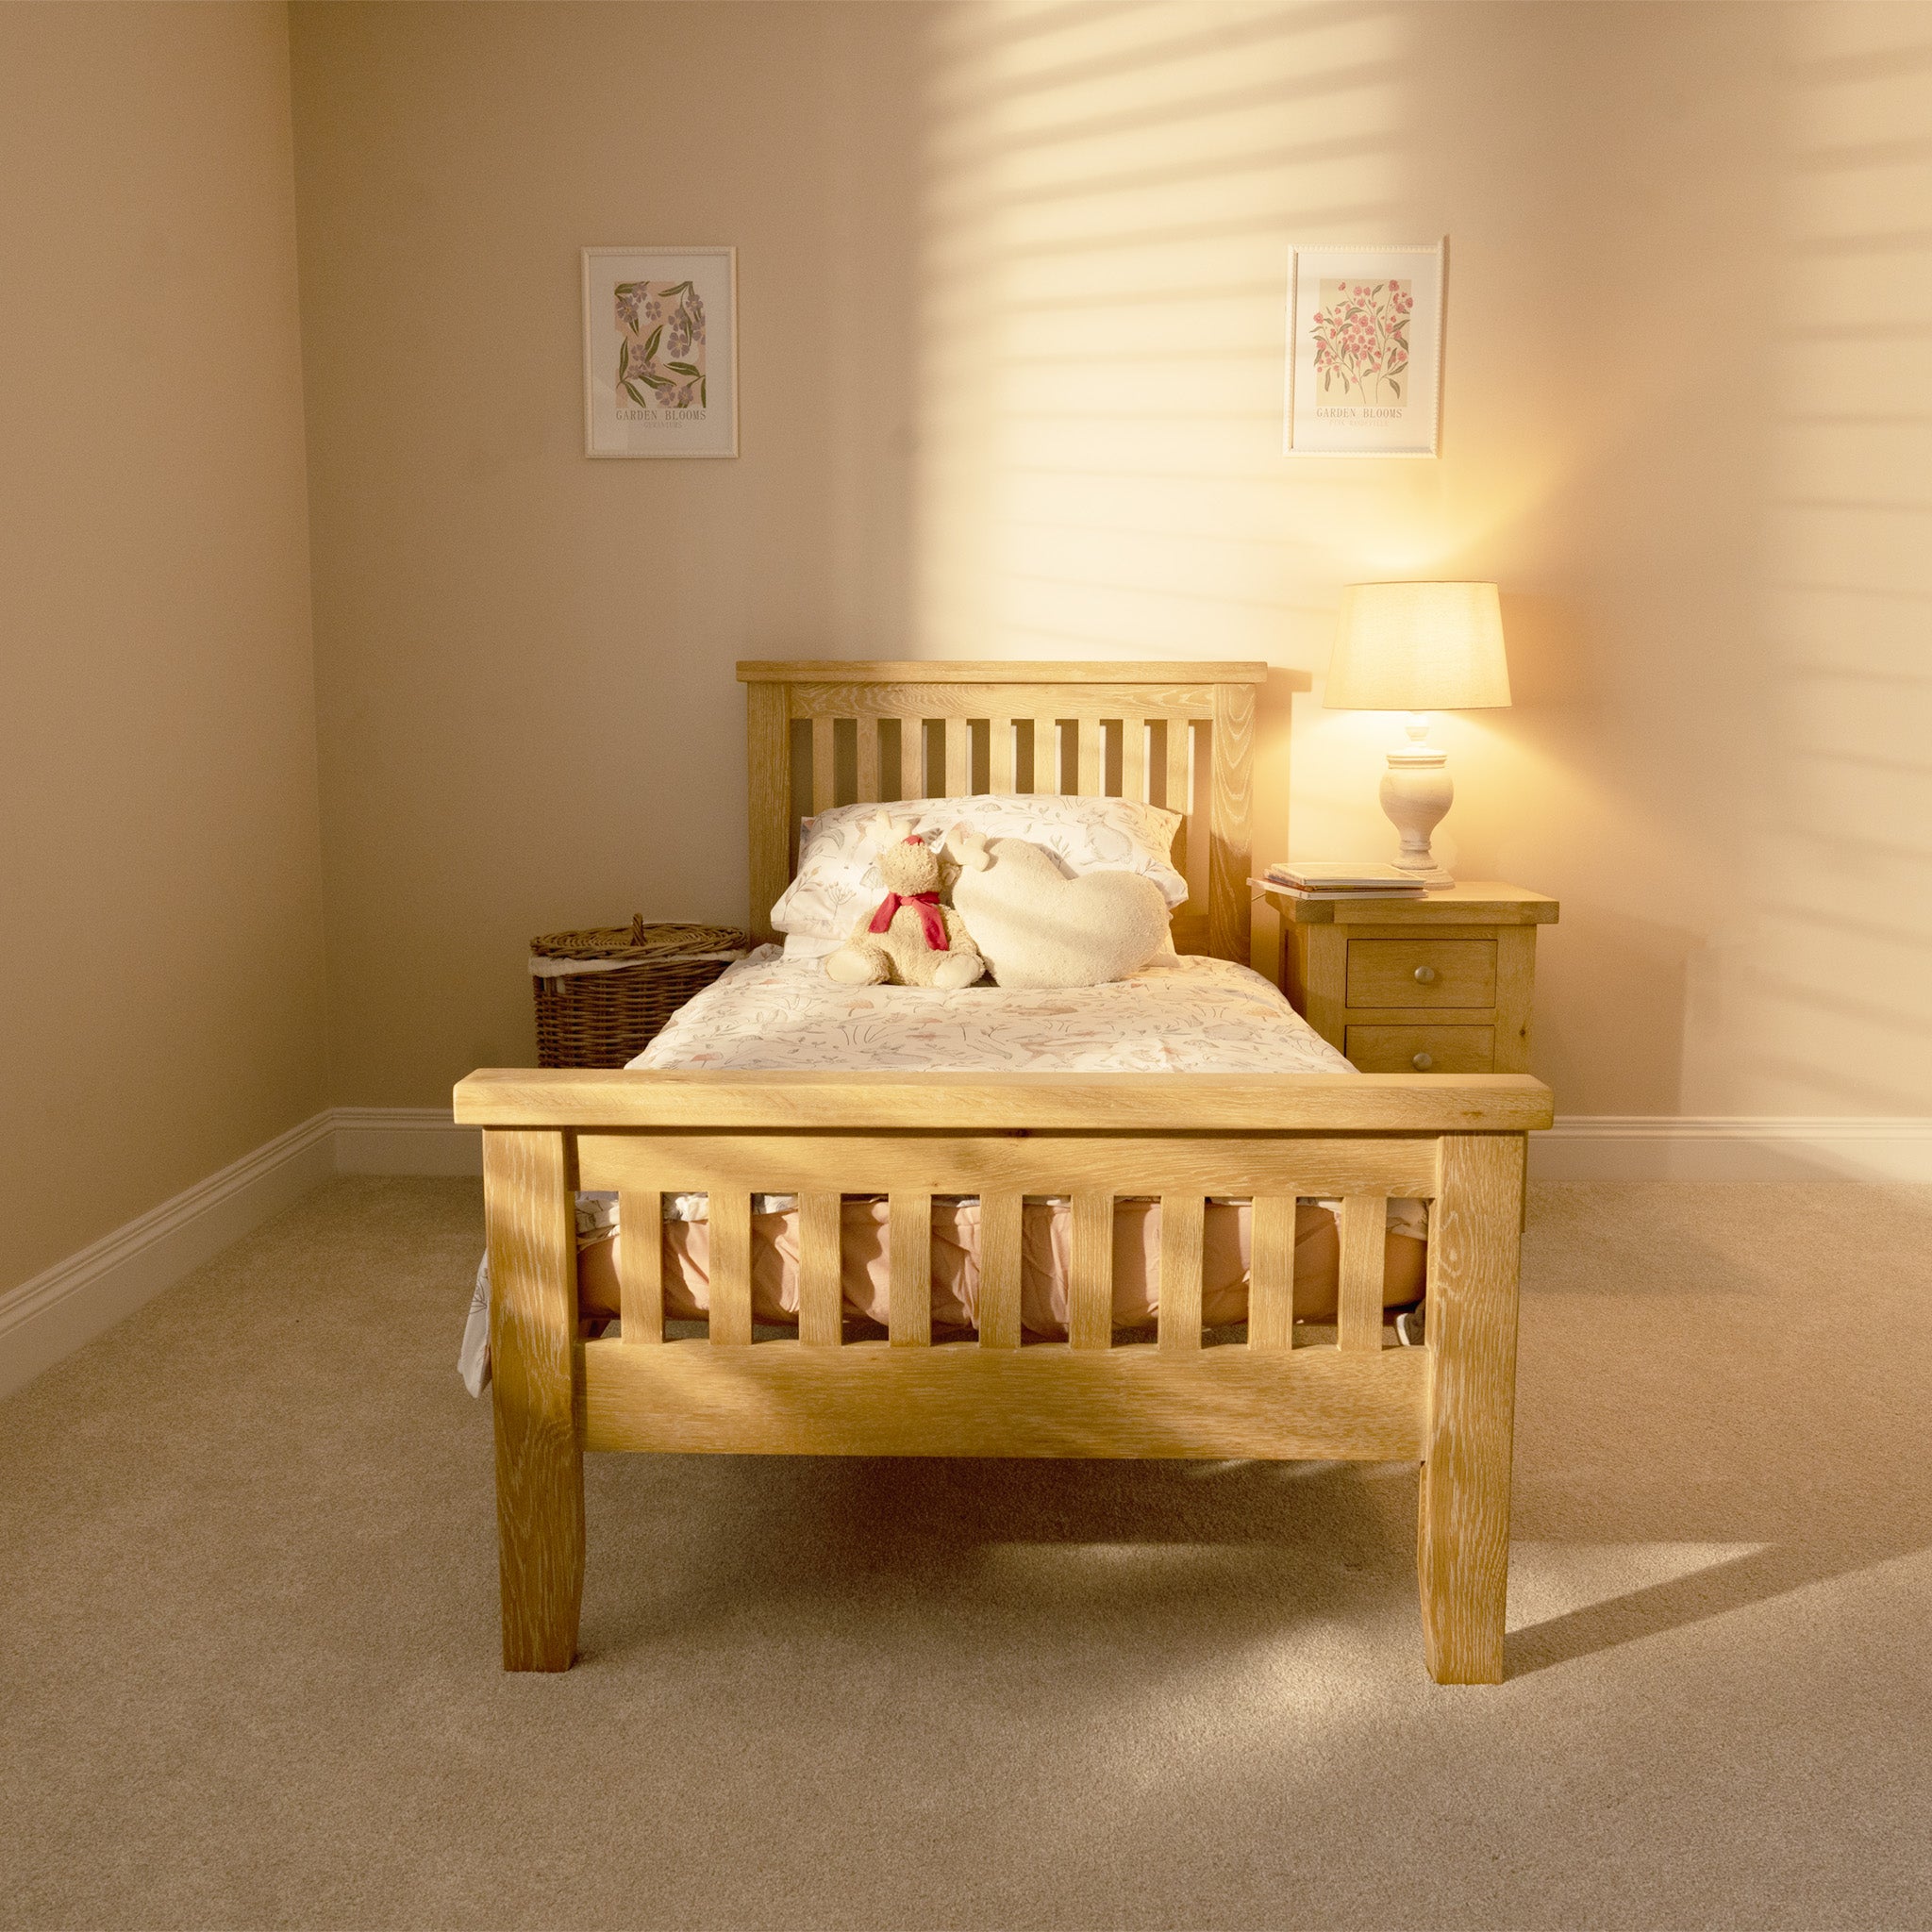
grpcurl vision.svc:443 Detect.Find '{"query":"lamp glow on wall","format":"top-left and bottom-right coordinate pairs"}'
top-left (1324, 582), bottom-right (1512, 887)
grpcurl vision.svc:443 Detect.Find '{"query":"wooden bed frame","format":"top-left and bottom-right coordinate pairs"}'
top-left (454, 661), bottom-right (1552, 1683)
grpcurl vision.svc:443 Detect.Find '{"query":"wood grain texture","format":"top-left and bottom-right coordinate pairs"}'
top-left (1345, 1025), bottom-right (1496, 1074)
top-left (1076, 717), bottom-right (1103, 797)
top-left (1295, 926), bottom-right (1351, 1050)
top-left (1122, 715), bottom-right (1146, 803)
top-left (1164, 716), bottom-right (1191, 817)
top-left (458, 1069), bottom-right (1555, 1134)
top-left (784, 683), bottom-right (1231, 722)
top-left (899, 715), bottom-right (924, 802)
top-left (1208, 683), bottom-right (1254, 963)
top-left (855, 714), bottom-right (880, 805)
top-left (889, 1191), bottom-right (933, 1346)
top-left (977, 1190), bottom-right (1023, 1349)
top-left (1268, 883), bottom-right (1559, 927)
top-left (1492, 925), bottom-right (1538, 1073)
top-left (708, 1189), bottom-right (753, 1347)
top-left (990, 718), bottom-right (1016, 792)
top-left (1069, 1191), bottom-right (1112, 1349)
top-left (797, 1191), bottom-right (842, 1346)
top-left (745, 680), bottom-right (791, 944)
top-left (737, 662), bottom-right (1277, 975)
top-left (1034, 717), bottom-right (1060, 792)
top-left (483, 1129), bottom-right (583, 1672)
top-left (810, 715), bottom-right (835, 813)
top-left (1158, 1193), bottom-right (1205, 1354)
top-left (1338, 1193), bottom-right (1386, 1352)
top-left (740, 659), bottom-right (1277, 686)
top-left (1347, 939), bottom-right (1496, 1008)
top-left (581, 1131), bottom-right (1440, 1200)
top-left (1248, 1193), bottom-right (1297, 1352)
top-left (583, 1335), bottom-right (1425, 1459)
top-left (1418, 1133), bottom-right (1526, 1684)
top-left (617, 1189), bottom-right (662, 1343)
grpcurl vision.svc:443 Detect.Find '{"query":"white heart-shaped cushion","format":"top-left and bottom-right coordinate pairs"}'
top-left (952, 838), bottom-right (1171, 989)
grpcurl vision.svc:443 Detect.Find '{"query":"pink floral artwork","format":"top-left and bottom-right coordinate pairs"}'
top-left (1310, 277), bottom-right (1412, 406)
top-left (613, 278), bottom-right (707, 412)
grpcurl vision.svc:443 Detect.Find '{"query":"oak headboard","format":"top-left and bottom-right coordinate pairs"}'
top-left (737, 659), bottom-right (1276, 962)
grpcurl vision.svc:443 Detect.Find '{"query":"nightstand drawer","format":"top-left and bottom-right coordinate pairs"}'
top-left (1345, 1024), bottom-right (1495, 1074)
top-left (1346, 938), bottom-right (1495, 1008)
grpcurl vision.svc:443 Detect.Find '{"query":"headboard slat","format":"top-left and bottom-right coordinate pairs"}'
top-left (738, 659), bottom-right (1280, 964)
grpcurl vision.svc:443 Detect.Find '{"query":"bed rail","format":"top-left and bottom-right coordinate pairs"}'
top-left (460, 1069), bottom-right (1547, 1684)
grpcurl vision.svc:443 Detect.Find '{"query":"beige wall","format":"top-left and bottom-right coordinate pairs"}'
top-left (291, 1), bottom-right (924, 1105)
top-left (0, 4), bottom-right (328, 1295)
top-left (292, 1), bottom-right (1932, 1119)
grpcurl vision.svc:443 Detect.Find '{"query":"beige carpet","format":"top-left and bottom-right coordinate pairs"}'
top-left (2, 1177), bottom-right (1929, 1931)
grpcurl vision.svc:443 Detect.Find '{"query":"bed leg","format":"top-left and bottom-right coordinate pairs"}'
top-left (1417, 1133), bottom-right (1524, 1685)
top-left (484, 1127), bottom-right (585, 1672)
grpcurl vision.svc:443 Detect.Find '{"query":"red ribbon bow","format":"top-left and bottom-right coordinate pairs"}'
top-left (868, 891), bottom-right (948, 950)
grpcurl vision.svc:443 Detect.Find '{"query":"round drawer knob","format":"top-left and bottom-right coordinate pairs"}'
top-left (1411, 1052), bottom-right (1434, 1071)
top-left (1413, 965), bottom-right (1437, 984)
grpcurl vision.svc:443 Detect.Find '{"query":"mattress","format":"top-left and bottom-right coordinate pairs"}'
top-left (458, 949), bottom-right (1426, 1394)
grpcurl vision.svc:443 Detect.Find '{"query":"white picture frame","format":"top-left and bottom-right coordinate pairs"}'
top-left (1284, 241), bottom-right (1444, 457)
top-left (582, 246), bottom-right (738, 458)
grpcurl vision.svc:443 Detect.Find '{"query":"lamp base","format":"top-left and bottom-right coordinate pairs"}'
top-left (1379, 745), bottom-right (1456, 887)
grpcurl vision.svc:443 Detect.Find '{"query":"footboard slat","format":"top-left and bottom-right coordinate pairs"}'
top-left (616, 1189), bottom-right (662, 1344)
top-left (709, 1189), bottom-right (753, 1347)
top-left (1248, 1193), bottom-right (1296, 1352)
top-left (1158, 1194), bottom-right (1204, 1353)
top-left (797, 1191), bottom-right (841, 1346)
top-left (889, 1191), bottom-right (932, 1347)
top-left (1338, 1194), bottom-right (1386, 1352)
top-left (1069, 1191), bottom-right (1112, 1349)
top-left (978, 1191), bottom-right (1023, 1350)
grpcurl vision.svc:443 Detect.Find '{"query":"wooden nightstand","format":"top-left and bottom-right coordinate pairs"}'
top-left (1267, 881), bottom-right (1558, 1074)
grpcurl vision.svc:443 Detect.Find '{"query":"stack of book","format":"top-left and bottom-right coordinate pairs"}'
top-left (1263, 861), bottom-right (1429, 901)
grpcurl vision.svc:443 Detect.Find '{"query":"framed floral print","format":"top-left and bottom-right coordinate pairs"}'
top-left (582, 246), bottom-right (738, 458)
top-left (1284, 241), bottom-right (1443, 457)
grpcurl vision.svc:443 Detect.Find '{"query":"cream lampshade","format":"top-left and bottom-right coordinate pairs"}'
top-left (1324, 581), bottom-right (1511, 887)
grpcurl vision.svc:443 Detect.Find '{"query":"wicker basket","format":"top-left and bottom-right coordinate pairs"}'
top-left (530, 918), bottom-right (749, 1069)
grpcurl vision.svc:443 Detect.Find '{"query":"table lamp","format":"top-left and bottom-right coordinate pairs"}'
top-left (1324, 581), bottom-right (1511, 888)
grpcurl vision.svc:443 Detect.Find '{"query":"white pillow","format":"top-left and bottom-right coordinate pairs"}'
top-left (953, 836), bottom-right (1174, 989)
top-left (779, 932), bottom-right (842, 962)
top-left (771, 794), bottom-right (1187, 944)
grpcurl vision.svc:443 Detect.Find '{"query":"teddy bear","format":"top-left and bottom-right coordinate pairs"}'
top-left (824, 820), bottom-right (987, 990)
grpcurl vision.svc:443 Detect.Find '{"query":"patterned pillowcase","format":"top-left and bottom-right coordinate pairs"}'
top-left (770, 794), bottom-right (1188, 943)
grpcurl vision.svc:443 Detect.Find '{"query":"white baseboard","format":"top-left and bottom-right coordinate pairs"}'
top-left (1532, 1116), bottom-right (1932, 1183)
top-left (0, 1111), bottom-right (338, 1403)
top-left (7, 1103), bottom-right (1925, 1405)
top-left (333, 1106), bottom-right (481, 1176)
top-left (0, 1104), bottom-right (482, 1404)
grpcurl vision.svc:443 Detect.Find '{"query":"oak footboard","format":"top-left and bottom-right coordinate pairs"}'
top-left (453, 1069), bottom-right (1552, 1684)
